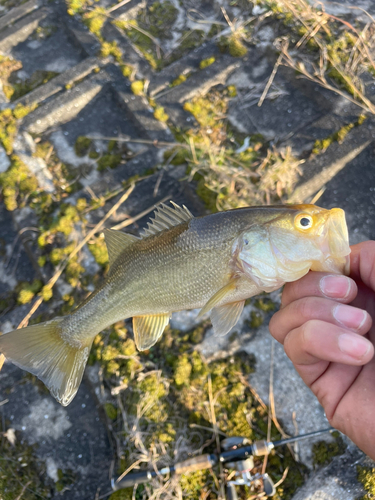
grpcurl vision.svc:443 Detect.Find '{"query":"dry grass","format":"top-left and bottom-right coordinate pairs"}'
top-left (261, 0), bottom-right (375, 114)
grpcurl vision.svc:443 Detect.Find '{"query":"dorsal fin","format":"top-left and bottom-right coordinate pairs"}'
top-left (103, 228), bottom-right (139, 268)
top-left (140, 201), bottom-right (194, 238)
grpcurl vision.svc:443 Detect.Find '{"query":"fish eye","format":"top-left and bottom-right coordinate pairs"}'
top-left (295, 214), bottom-right (313, 230)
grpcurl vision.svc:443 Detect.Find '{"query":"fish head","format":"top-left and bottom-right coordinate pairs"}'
top-left (234, 204), bottom-right (350, 291)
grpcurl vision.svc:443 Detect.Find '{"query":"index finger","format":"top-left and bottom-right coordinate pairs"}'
top-left (281, 272), bottom-right (358, 308)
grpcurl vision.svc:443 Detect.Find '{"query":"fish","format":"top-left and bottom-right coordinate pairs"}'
top-left (0, 202), bottom-right (350, 406)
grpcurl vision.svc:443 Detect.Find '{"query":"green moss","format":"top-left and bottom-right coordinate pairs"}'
top-left (358, 113), bottom-right (367, 125)
top-left (130, 80), bottom-right (144, 95)
top-left (178, 29), bottom-right (205, 52)
top-left (328, 68), bottom-right (358, 97)
top-left (75, 136), bottom-right (92, 157)
top-left (312, 432), bottom-right (346, 467)
top-left (51, 205), bottom-right (80, 236)
top-left (37, 256), bottom-right (46, 267)
top-left (8, 70), bottom-right (58, 102)
top-left (115, 19), bottom-right (160, 70)
top-left (40, 285), bottom-right (53, 301)
top-left (82, 6), bottom-right (106, 38)
top-left (104, 402), bottom-right (118, 420)
top-left (76, 197), bottom-right (87, 212)
top-left (17, 279), bottom-right (43, 304)
top-left (254, 297), bottom-right (276, 312)
top-left (155, 422), bottom-right (175, 444)
top-left (99, 41), bottom-right (123, 63)
top-left (208, 23), bottom-right (223, 38)
top-left (163, 146), bottom-right (190, 165)
top-left (121, 64), bottom-right (133, 78)
top-left (88, 236), bottom-right (108, 267)
top-left (312, 114), bottom-right (367, 155)
top-left (55, 468), bottom-right (76, 493)
top-left (88, 149), bottom-right (100, 159)
top-left (0, 104), bottom-right (37, 155)
top-left (173, 354), bottom-right (192, 387)
top-left (0, 54), bottom-right (22, 100)
top-left (183, 94), bottom-right (227, 129)
top-left (153, 106), bottom-right (169, 122)
top-left (0, 422), bottom-right (50, 499)
top-left (312, 137), bottom-right (334, 155)
top-left (249, 310), bottom-right (264, 328)
top-left (180, 470), bottom-right (213, 497)
top-left (66, 0), bottom-right (89, 15)
top-left (109, 489), bottom-right (133, 500)
top-left (171, 73), bottom-right (189, 87)
top-left (65, 260), bottom-right (85, 287)
top-left (147, 1), bottom-right (178, 39)
top-left (357, 466), bottom-right (375, 499)
top-left (199, 56), bottom-right (215, 69)
top-left (218, 35), bottom-right (248, 57)
top-left (227, 85), bottom-right (237, 97)
top-left (33, 24), bottom-right (56, 40)
top-left (0, 155), bottom-right (38, 211)
top-left (97, 152), bottom-right (122, 171)
top-left (189, 325), bottom-right (204, 344)
top-left (49, 244), bottom-right (74, 265)
top-left (195, 175), bottom-right (219, 212)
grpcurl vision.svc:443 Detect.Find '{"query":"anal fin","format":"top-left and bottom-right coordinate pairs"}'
top-left (198, 278), bottom-right (239, 318)
top-left (133, 314), bottom-right (170, 351)
top-left (211, 300), bottom-right (245, 337)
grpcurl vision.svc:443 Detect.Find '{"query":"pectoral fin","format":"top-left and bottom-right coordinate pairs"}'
top-left (133, 314), bottom-right (170, 351)
top-left (211, 300), bottom-right (245, 337)
top-left (198, 278), bottom-right (239, 318)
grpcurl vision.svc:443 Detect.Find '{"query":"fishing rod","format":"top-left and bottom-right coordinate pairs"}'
top-left (112, 427), bottom-right (334, 498)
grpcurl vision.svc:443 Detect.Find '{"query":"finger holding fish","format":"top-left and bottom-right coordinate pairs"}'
top-left (269, 295), bottom-right (372, 344)
top-left (280, 272), bottom-right (358, 308)
top-left (283, 319), bottom-right (374, 369)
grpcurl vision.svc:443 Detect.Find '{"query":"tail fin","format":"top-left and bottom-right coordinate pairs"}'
top-left (0, 318), bottom-right (92, 406)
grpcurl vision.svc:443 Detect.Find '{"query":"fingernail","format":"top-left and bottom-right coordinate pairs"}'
top-left (320, 275), bottom-right (351, 298)
top-left (333, 305), bottom-right (367, 330)
top-left (338, 333), bottom-right (371, 359)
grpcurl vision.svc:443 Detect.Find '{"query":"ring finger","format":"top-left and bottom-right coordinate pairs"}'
top-left (269, 297), bottom-right (372, 344)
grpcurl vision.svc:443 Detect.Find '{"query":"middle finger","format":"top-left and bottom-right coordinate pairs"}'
top-left (269, 296), bottom-right (372, 344)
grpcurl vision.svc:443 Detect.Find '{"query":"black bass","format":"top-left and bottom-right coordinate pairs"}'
top-left (0, 203), bottom-right (350, 406)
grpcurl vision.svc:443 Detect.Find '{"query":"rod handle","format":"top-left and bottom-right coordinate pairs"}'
top-left (113, 470), bottom-right (154, 489)
top-left (174, 454), bottom-right (215, 474)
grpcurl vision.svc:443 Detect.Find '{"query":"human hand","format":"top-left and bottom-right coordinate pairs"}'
top-left (269, 241), bottom-right (375, 459)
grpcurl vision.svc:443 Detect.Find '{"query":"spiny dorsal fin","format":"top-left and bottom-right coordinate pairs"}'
top-left (211, 300), bottom-right (245, 337)
top-left (104, 228), bottom-right (139, 268)
top-left (133, 313), bottom-right (170, 350)
top-left (140, 201), bottom-right (193, 238)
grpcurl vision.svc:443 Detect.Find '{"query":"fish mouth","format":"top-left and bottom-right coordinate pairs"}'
top-left (326, 208), bottom-right (350, 257)
top-left (312, 208), bottom-right (351, 275)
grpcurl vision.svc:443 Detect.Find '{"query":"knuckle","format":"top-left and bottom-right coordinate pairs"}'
top-left (296, 297), bottom-right (316, 322)
top-left (268, 312), bottom-right (279, 336)
top-left (281, 281), bottom-right (297, 306)
top-left (299, 319), bottom-right (319, 351)
top-left (283, 329), bottom-right (296, 359)
top-left (311, 384), bottom-right (331, 414)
